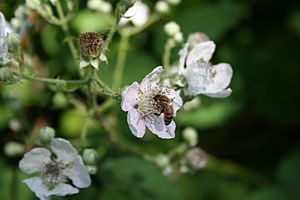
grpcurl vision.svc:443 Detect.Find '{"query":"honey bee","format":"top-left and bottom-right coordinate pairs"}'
top-left (154, 94), bottom-right (174, 125)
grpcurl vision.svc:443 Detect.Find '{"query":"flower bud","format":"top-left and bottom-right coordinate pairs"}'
top-left (78, 32), bottom-right (104, 58)
top-left (164, 21), bottom-right (180, 37)
top-left (9, 119), bottom-right (22, 132)
top-left (155, 1), bottom-right (170, 14)
top-left (162, 166), bottom-right (173, 176)
top-left (155, 154), bottom-right (170, 168)
top-left (86, 165), bottom-right (98, 175)
top-left (166, 0), bottom-right (181, 5)
top-left (83, 149), bottom-right (99, 165)
top-left (39, 126), bottom-right (55, 143)
top-left (4, 141), bottom-right (25, 157)
top-left (186, 148), bottom-right (207, 170)
top-left (183, 127), bottom-right (198, 147)
top-left (173, 32), bottom-right (183, 43)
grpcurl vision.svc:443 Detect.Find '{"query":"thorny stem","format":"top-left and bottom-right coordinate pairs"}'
top-left (113, 33), bottom-right (130, 89)
top-left (20, 73), bottom-right (89, 85)
top-left (56, 0), bottom-right (78, 59)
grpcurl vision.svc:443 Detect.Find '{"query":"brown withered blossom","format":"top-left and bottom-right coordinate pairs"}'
top-left (78, 32), bottom-right (104, 58)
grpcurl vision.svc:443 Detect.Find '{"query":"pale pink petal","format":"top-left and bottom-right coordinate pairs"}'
top-left (19, 148), bottom-right (51, 175)
top-left (186, 41), bottom-right (216, 66)
top-left (140, 66), bottom-right (164, 93)
top-left (127, 109), bottom-right (146, 138)
top-left (168, 89), bottom-right (183, 114)
top-left (145, 114), bottom-right (175, 139)
top-left (121, 82), bottom-right (140, 112)
top-left (205, 63), bottom-right (233, 93)
top-left (204, 88), bottom-right (232, 98)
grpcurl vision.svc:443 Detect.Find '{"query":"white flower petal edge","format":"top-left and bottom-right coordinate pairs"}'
top-left (67, 155), bottom-right (91, 188)
top-left (185, 62), bottom-right (210, 96)
top-left (127, 109), bottom-right (146, 138)
top-left (119, 1), bottom-right (149, 27)
top-left (50, 138), bottom-right (78, 163)
top-left (23, 177), bottom-right (51, 200)
top-left (19, 148), bottom-right (51, 175)
top-left (140, 66), bottom-right (163, 93)
top-left (204, 88), bottom-right (232, 98)
top-left (0, 12), bottom-right (8, 60)
top-left (186, 41), bottom-right (216, 66)
top-left (121, 82), bottom-right (140, 112)
top-left (205, 63), bottom-right (233, 93)
top-left (23, 177), bottom-right (79, 200)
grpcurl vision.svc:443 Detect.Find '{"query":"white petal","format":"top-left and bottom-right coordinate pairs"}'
top-left (0, 12), bottom-right (7, 60)
top-left (127, 109), bottom-right (146, 138)
top-left (121, 82), bottom-right (140, 112)
top-left (19, 148), bottom-right (51, 174)
top-left (145, 114), bottom-right (175, 139)
top-left (131, 1), bottom-right (149, 26)
top-left (90, 58), bottom-right (99, 70)
top-left (46, 183), bottom-right (78, 197)
top-left (50, 138), bottom-right (78, 163)
top-left (140, 66), bottom-right (164, 93)
top-left (168, 89), bottom-right (183, 114)
top-left (23, 177), bottom-right (50, 200)
top-left (185, 62), bottom-right (210, 96)
top-left (204, 88), bottom-right (232, 98)
top-left (67, 156), bottom-right (91, 188)
top-left (205, 63), bottom-right (233, 93)
top-left (79, 58), bottom-right (89, 69)
top-left (186, 41), bottom-right (216, 66)
top-left (178, 42), bottom-right (189, 75)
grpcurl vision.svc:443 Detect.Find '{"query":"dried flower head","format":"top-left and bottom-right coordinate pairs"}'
top-left (78, 32), bottom-right (104, 58)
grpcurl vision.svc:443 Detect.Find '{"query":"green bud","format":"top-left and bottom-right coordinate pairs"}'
top-left (83, 149), bottom-right (99, 165)
top-left (86, 165), bottom-right (97, 175)
top-left (4, 141), bottom-right (25, 157)
top-left (39, 126), bottom-right (55, 143)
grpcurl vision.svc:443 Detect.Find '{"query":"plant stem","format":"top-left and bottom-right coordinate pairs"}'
top-left (56, 0), bottom-right (78, 59)
top-left (163, 39), bottom-right (174, 71)
top-left (112, 33), bottom-right (130, 89)
top-left (10, 168), bottom-right (18, 200)
top-left (21, 73), bottom-right (88, 85)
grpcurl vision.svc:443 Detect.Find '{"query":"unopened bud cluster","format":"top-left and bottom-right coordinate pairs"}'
top-left (83, 148), bottom-right (99, 174)
top-left (164, 21), bottom-right (183, 44)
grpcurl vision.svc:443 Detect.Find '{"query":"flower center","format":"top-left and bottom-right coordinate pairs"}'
top-left (137, 83), bottom-right (172, 117)
top-left (41, 160), bottom-right (67, 188)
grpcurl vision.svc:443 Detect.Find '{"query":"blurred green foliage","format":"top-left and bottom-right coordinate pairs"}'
top-left (1, 0), bottom-right (300, 199)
